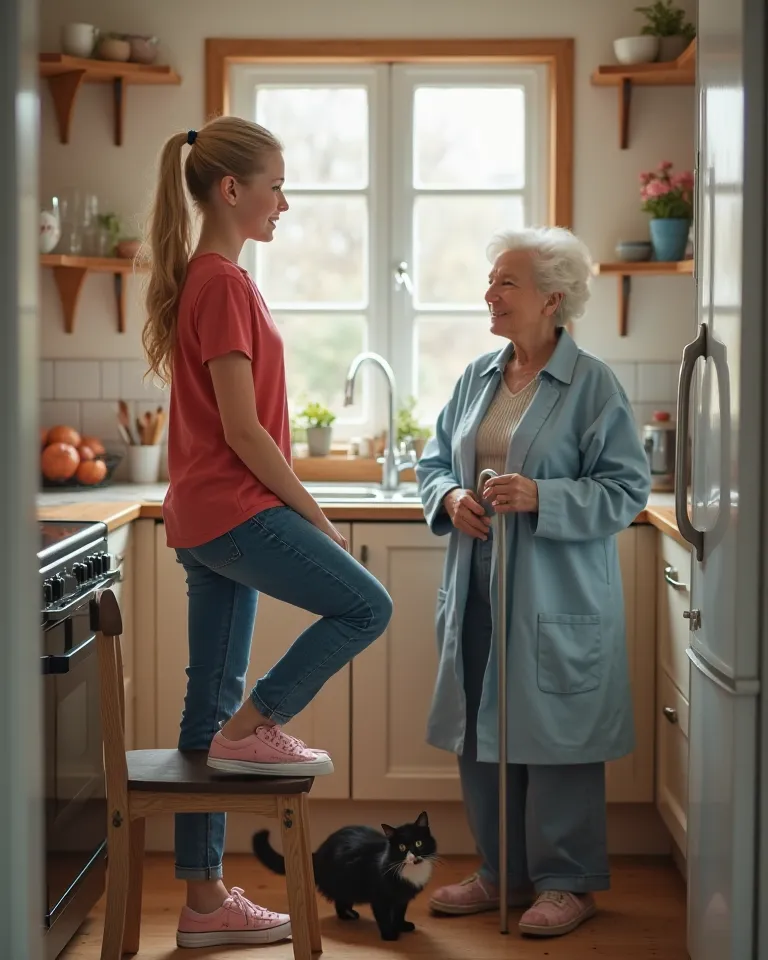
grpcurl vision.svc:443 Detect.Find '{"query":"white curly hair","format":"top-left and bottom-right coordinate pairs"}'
top-left (486, 226), bottom-right (593, 326)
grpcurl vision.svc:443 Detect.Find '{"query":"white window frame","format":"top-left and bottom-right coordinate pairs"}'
top-left (389, 64), bottom-right (549, 403)
top-left (229, 61), bottom-right (549, 439)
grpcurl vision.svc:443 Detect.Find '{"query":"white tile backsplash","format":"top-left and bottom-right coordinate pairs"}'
top-left (637, 362), bottom-right (679, 403)
top-left (101, 361), bottom-right (122, 400)
top-left (607, 362), bottom-right (638, 403)
top-left (39, 361), bottom-right (54, 401)
top-left (120, 360), bottom-right (168, 402)
top-left (54, 360), bottom-right (101, 400)
top-left (81, 401), bottom-right (123, 443)
top-left (40, 401), bottom-right (81, 432)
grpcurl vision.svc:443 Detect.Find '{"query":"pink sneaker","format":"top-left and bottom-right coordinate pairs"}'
top-left (176, 887), bottom-right (291, 947)
top-left (518, 890), bottom-right (596, 937)
top-left (207, 725), bottom-right (334, 776)
top-left (429, 872), bottom-right (534, 915)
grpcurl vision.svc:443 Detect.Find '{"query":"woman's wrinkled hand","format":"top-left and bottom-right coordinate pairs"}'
top-left (482, 474), bottom-right (539, 514)
top-left (443, 488), bottom-right (492, 539)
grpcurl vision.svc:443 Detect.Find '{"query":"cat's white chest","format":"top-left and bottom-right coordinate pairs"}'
top-left (401, 858), bottom-right (433, 888)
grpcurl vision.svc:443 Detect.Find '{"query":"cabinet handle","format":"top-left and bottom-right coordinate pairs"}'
top-left (663, 706), bottom-right (678, 724)
top-left (663, 564), bottom-right (687, 590)
top-left (360, 545), bottom-right (368, 566)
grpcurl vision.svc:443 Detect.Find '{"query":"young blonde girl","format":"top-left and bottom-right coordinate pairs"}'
top-left (143, 116), bottom-right (392, 949)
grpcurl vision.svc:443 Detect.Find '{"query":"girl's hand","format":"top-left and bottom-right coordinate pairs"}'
top-left (443, 488), bottom-right (492, 539)
top-left (313, 513), bottom-right (349, 551)
top-left (482, 474), bottom-right (539, 513)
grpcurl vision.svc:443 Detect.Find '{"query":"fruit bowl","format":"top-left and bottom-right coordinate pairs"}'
top-left (41, 452), bottom-right (124, 490)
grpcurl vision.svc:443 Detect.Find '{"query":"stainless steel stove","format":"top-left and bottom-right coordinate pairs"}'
top-left (39, 520), bottom-right (119, 958)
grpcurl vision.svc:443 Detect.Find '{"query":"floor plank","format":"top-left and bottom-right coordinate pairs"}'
top-left (61, 854), bottom-right (688, 959)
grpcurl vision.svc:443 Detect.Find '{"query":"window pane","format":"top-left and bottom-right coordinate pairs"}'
top-left (414, 195), bottom-right (524, 307)
top-left (278, 313), bottom-right (367, 421)
top-left (417, 315), bottom-right (503, 422)
top-left (413, 87), bottom-right (526, 189)
top-left (256, 87), bottom-right (368, 188)
top-left (257, 196), bottom-right (368, 306)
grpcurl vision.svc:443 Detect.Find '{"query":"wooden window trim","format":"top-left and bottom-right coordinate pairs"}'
top-left (204, 38), bottom-right (574, 228)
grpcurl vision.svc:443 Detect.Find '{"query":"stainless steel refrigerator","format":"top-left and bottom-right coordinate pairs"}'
top-left (675, 0), bottom-right (768, 957)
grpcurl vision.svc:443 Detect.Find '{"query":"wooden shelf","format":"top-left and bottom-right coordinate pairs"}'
top-left (40, 255), bottom-right (148, 334)
top-left (591, 40), bottom-right (695, 148)
top-left (39, 54), bottom-right (181, 146)
top-left (593, 259), bottom-right (694, 336)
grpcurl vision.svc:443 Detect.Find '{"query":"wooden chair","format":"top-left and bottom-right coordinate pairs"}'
top-left (93, 587), bottom-right (321, 959)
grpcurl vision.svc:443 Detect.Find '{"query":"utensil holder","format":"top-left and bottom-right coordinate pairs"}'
top-left (127, 445), bottom-right (161, 484)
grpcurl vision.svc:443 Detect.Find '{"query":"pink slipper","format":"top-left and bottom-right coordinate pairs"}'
top-left (519, 890), bottom-right (596, 937)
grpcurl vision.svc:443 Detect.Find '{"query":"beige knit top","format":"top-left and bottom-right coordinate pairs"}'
top-left (475, 377), bottom-right (539, 489)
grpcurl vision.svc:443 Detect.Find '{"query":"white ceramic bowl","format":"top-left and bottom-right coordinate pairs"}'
top-left (613, 36), bottom-right (659, 65)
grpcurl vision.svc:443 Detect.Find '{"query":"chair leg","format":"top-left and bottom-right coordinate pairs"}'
top-left (297, 798), bottom-right (321, 953)
top-left (101, 814), bottom-right (130, 960)
top-left (279, 795), bottom-right (321, 960)
top-left (122, 818), bottom-right (145, 955)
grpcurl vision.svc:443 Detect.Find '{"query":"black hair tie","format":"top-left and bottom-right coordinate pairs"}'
top-left (187, 129), bottom-right (197, 146)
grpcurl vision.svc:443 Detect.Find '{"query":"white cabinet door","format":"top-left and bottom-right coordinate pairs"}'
top-left (656, 668), bottom-right (689, 854)
top-left (154, 522), bottom-right (352, 799)
top-left (350, 523), bottom-right (655, 804)
top-left (349, 522), bottom-right (457, 801)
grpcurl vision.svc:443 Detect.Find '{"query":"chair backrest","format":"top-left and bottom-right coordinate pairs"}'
top-left (95, 588), bottom-right (129, 813)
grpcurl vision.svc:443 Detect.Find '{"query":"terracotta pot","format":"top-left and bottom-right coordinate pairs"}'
top-left (116, 239), bottom-right (142, 259)
top-left (97, 37), bottom-right (131, 62)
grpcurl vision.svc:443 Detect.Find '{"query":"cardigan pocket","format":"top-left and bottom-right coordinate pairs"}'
top-left (537, 613), bottom-right (602, 694)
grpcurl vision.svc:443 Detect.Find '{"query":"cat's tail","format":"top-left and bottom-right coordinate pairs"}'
top-left (251, 829), bottom-right (287, 875)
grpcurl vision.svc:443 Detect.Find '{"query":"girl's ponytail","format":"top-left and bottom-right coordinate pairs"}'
top-left (142, 131), bottom-right (191, 385)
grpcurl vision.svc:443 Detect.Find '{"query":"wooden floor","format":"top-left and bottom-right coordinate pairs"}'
top-left (62, 853), bottom-right (688, 959)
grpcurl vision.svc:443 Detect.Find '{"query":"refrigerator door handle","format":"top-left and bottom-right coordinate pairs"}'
top-left (675, 322), bottom-right (707, 561)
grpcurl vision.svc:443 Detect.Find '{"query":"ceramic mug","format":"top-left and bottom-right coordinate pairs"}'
top-left (61, 23), bottom-right (98, 58)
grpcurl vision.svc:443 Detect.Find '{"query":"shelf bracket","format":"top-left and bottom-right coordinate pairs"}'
top-left (46, 70), bottom-right (87, 145)
top-left (51, 266), bottom-right (88, 334)
top-left (113, 77), bottom-right (125, 146)
top-left (619, 78), bottom-right (632, 150)
top-left (618, 274), bottom-right (631, 337)
top-left (114, 272), bottom-right (126, 333)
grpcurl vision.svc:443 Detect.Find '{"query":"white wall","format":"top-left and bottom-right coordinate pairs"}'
top-left (39, 0), bottom-right (696, 451)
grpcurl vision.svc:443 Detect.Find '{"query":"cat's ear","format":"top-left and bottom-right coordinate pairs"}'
top-left (381, 823), bottom-right (395, 838)
top-left (415, 811), bottom-right (429, 828)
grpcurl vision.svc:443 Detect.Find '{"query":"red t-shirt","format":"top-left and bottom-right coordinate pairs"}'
top-left (162, 253), bottom-right (291, 548)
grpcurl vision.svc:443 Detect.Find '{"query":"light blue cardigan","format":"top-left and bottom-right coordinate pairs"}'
top-left (415, 328), bottom-right (651, 765)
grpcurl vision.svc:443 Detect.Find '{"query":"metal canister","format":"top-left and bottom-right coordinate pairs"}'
top-left (642, 410), bottom-right (676, 491)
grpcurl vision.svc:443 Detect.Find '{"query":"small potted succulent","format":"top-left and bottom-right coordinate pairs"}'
top-left (296, 401), bottom-right (337, 457)
top-left (640, 160), bottom-right (694, 261)
top-left (634, 0), bottom-right (696, 61)
top-left (396, 396), bottom-right (432, 459)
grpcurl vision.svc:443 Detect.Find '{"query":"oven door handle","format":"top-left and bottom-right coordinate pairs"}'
top-left (43, 570), bottom-right (120, 624)
top-left (43, 633), bottom-right (97, 675)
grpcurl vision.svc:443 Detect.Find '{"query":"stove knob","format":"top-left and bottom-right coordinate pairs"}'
top-left (43, 581), bottom-right (53, 605)
top-left (72, 563), bottom-right (87, 585)
top-left (102, 553), bottom-right (112, 572)
top-left (51, 576), bottom-right (65, 601)
top-left (86, 555), bottom-right (96, 578)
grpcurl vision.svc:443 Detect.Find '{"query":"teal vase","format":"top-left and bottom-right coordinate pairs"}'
top-left (649, 218), bottom-right (690, 262)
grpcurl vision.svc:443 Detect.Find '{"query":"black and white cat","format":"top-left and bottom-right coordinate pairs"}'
top-left (252, 811), bottom-right (437, 941)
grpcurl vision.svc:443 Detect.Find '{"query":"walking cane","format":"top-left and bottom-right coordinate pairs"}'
top-left (477, 468), bottom-right (508, 935)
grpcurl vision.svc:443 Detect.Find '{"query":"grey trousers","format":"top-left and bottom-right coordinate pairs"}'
top-left (458, 536), bottom-right (610, 893)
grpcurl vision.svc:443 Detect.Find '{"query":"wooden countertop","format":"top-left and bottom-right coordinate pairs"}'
top-left (38, 487), bottom-right (686, 544)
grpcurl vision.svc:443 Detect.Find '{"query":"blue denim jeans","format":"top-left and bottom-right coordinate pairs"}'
top-left (172, 506), bottom-right (393, 880)
top-left (459, 536), bottom-right (610, 893)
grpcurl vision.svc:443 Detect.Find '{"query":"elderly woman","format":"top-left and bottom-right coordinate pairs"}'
top-left (415, 226), bottom-right (651, 938)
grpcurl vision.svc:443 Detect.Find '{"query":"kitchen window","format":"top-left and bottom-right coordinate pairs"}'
top-left (225, 46), bottom-right (568, 439)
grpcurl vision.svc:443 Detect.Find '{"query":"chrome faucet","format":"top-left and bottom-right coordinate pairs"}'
top-left (343, 352), bottom-right (416, 491)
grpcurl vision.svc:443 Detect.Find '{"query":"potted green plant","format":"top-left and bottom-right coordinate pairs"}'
top-left (634, 0), bottom-right (696, 61)
top-left (396, 396), bottom-right (432, 459)
top-left (296, 401), bottom-right (337, 457)
top-left (640, 161), bottom-right (694, 262)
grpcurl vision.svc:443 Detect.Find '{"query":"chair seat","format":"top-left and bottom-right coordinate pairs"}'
top-left (126, 749), bottom-right (313, 795)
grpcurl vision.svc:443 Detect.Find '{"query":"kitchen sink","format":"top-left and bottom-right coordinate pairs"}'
top-left (303, 482), bottom-right (422, 503)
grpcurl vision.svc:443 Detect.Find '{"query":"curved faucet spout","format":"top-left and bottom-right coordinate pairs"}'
top-left (343, 352), bottom-right (402, 491)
